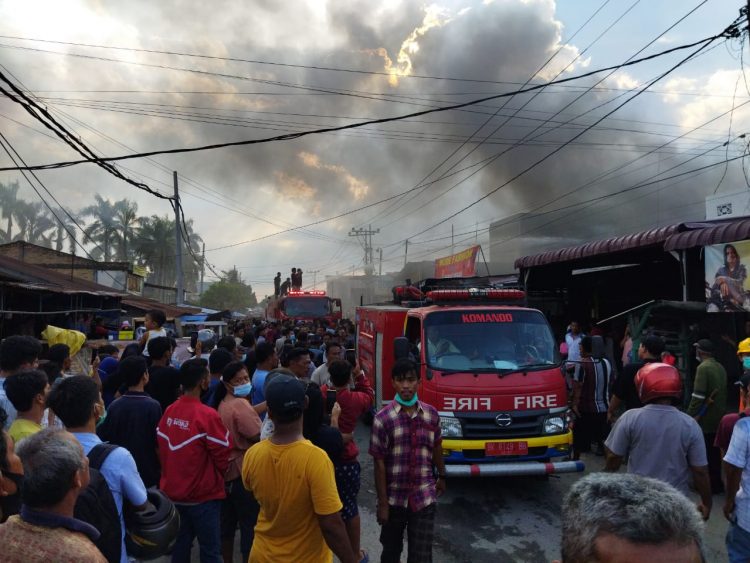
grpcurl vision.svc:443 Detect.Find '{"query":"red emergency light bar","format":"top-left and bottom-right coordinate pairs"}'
top-left (288, 290), bottom-right (327, 296)
top-left (426, 288), bottom-right (526, 301)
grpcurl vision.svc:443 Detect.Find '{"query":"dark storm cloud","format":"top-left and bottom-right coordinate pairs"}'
top-left (0, 0), bottom-right (741, 290)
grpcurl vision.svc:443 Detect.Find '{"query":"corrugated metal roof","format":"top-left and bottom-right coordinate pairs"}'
top-left (663, 218), bottom-right (750, 251)
top-left (514, 224), bottom-right (682, 269)
top-left (0, 254), bottom-right (125, 296)
top-left (121, 296), bottom-right (201, 317)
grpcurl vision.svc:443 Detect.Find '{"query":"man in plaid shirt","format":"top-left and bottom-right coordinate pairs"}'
top-left (369, 358), bottom-right (446, 563)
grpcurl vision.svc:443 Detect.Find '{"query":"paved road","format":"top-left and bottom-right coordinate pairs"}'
top-left (353, 424), bottom-right (729, 563)
top-left (174, 421), bottom-right (730, 562)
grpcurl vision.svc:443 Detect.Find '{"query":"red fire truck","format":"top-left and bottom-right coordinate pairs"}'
top-left (266, 290), bottom-right (342, 326)
top-left (356, 279), bottom-right (583, 477)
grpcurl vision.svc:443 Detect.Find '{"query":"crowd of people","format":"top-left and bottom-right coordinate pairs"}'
top-left (0, 313), bottom-right (448, 563)
top-left (7, 306), bottom-right (750, 560)
top-left (559, 318), bottom-right (750, 562)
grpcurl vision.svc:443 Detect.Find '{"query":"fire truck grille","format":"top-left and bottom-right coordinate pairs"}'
top-left (457, 410), bottom-right (549, 439)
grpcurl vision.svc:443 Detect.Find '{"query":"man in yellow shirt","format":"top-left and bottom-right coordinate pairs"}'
top-left (242, 375), bottom-right (357, 563)
top-left (5, 370), bottom-right (49, 444)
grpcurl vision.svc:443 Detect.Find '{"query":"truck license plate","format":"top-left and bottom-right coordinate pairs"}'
top-left (485, 441), bottom-right (528, 456)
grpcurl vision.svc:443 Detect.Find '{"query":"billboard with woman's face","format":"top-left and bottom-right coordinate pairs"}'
top-left (706, 241), bottom-right (750, 312)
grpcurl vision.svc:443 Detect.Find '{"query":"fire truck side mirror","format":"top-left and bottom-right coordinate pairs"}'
top-left (394, 337), bottom-right (410, 360)
top-left (591, 335), bottom-right (605, 360)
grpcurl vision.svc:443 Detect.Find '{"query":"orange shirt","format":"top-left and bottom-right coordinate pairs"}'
top-left (218, 395), bottom-right (262, 481)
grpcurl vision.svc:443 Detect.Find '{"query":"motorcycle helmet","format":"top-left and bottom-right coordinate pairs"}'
top-left (125, 488), bottom-right (180, 560)
top-left (635, 362), bottom-right (682, 404)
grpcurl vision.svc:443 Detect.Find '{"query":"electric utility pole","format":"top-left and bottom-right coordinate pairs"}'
top-left (173, 171), bottom-right (184, 305)
top-left (200, 242), bottom-right (205, 295)
top-left (349, 225), bottom-right (380, 275)
top-left (309, 269), bottom-right (320, 289)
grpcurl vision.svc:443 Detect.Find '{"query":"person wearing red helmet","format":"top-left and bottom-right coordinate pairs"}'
top-left (604, 362), bottom-right (712, 521)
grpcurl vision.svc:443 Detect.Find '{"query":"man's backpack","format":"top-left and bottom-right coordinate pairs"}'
top-left (74, 443), bottom-right (122, 563)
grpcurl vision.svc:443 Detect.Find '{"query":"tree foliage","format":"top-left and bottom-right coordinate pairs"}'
top-left (200, 268), bottom-right (257, 311)
top-left (0, 182), bottom-right (206, 293)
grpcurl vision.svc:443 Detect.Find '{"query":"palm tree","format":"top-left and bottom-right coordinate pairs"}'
top-left (113, 198), bottom-right (140, 262)
top-left (0, 181), bottom-right (21, 242)
top-left (50, 207), bottom-right (78, 254)
top-left (82, 195), bottom-right (118, 262)
top-left (13, 201), bottom-right (54, 247)
top-left (134, 215), bottom-right (203, 291)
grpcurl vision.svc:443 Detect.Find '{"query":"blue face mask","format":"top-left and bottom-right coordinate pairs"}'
top-left (395, 392), bottom-right (418, 407)
top-left (743, 357), bottom-right (750, 370)
top-left (232, 382), bottom-right (253, 398)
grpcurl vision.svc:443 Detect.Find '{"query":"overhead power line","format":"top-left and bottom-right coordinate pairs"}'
top-left (0, 25), bottom-right (740, 173)
top-left (0, 131), bottom-right (122, 285)
top-left (0, 70), bottom-right (172, 200)
top-left (393, 19), bottom-right (740, 243)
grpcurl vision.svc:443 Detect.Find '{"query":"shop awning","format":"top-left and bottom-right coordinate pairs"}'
top-left (514, 224), bottom-right (682, 269)
top-left (663, 218), bottom-right (750, 251)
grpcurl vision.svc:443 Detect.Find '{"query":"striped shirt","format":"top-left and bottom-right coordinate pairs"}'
top-left (369, 401), bottom-right (442, 512)
top-left (575, 357), bottom-right (610, 414)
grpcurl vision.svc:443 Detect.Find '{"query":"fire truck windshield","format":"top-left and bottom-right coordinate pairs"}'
top-left (283, 296), bottom-right (330, 317)
top-left (423, 309), bottom-right (558, 372)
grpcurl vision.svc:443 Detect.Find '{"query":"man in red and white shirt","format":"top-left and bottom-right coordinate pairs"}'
top-left (157, 358), bottom-right (232, 562)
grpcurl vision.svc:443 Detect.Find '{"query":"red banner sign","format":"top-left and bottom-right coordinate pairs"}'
top-left (434, 245), bottom-right (480, 278)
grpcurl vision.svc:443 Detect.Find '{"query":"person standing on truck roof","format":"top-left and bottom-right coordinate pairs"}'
top-left (687, 339), bottom-right (728, 495)
top-left (280, 277), bottom-right (291, 296)
top-left (369, 358), bottom-right (446, 563)
top-left (273, 272), bottom-right (281, 297)
top-left (607, 334), bottom-right (665, 423)
top-left (604, 362), bottom-right (711, 521)
top-left (571, 336), bottom-right (610, 460)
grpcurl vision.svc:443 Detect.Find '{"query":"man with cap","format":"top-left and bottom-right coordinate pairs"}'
top-left (608, 334), bottom-right (665, 423)
top-left (688, 338), bottom-right (728, 494)
top-left (241, 375), bottom-right (357, 563)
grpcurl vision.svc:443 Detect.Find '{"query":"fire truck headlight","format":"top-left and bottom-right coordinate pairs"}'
top-left (543, 416), bottom-right (565, 434)
top-left (439, 416), bottom-right (463, 438)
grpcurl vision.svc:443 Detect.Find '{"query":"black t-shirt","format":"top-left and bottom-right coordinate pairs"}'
top-left (312, 425), bottom-right (343, 465)
top-left (146, 365), bottom-right (181, 413)
top-left (303, 381), bottom-right (324, 442)
top-left (96, 391), bottom-right (163, 488)
top-left (612, 358), bottom-right (659, 411)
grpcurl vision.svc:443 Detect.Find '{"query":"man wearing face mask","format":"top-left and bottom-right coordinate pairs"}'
top-left (369, 358), bottom-right (446, 563)
top-left (157, 358), bottom-right (232, 562)
top-left (215, 362), bottom-right (261, 563)
top-left (687, 338), bottom-right (728, 495)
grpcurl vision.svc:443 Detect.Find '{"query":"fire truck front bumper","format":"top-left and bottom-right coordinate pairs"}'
top-left (443, 459), bottom-right (584, 477)
top-left (441, 432), bottom-right (585, 476)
